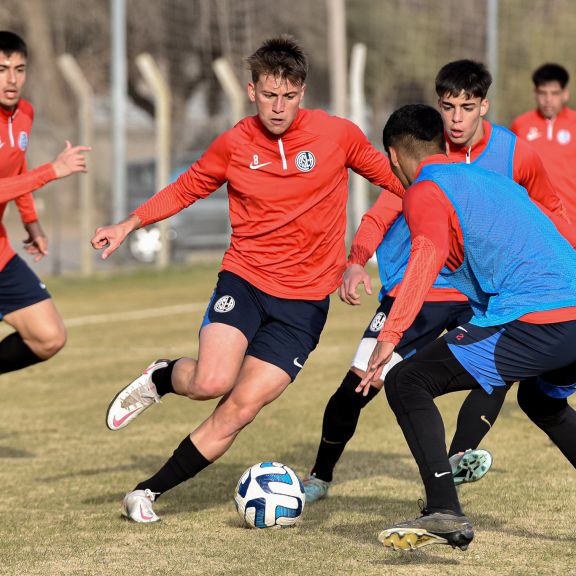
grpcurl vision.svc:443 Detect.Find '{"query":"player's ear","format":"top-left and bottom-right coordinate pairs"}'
top-left (389, 147), bottom-right (400, 168)
top-left (247, 82), bottom-right (256, 103)
top-left (480, 98), bottom-right (489, 117)
top-left (562, 88), bottom-right (570, 105)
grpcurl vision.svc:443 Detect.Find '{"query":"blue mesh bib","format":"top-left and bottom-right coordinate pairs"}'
top-left (375, 124), bottom-right (516, 299)
top-left (414, 162), bottom-right (576, 326)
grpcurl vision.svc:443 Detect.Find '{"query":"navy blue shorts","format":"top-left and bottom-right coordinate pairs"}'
top-left (201, 271), bottom-right (330, 380)
top-left (444, 319), bottom-right (576, 398)
top-left (363, 296), bottom-right (472, 358)
top-left (0, 255), bottom-right (50, 320)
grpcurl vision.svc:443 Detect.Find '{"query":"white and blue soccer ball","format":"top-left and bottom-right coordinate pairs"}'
top-left (234, 461), bottom-right (305, 529)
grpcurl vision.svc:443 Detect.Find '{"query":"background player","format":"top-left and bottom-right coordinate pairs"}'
top-left (511, 63), bottom-right (576, 223)
top-left (302, 59), bottom-right (566, 503)
top-left (0, 31), bottom-right (89, 375)
top-left (365, 104), bottom-right (576, 551)
top-left (91, 35), bottom-right (406, 523)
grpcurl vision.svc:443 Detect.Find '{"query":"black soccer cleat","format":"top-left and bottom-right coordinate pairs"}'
top-left (378, 509), bottom-right (474, 551)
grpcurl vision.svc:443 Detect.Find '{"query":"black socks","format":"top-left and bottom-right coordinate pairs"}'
top-left (311, 370), bottom-right (380, 482)
top-left (151, 359), bottom-right (179, 396)
top-left (135, 436), bottom-right (211, 497)
top-left (0, 332), bottom-right (43, 374)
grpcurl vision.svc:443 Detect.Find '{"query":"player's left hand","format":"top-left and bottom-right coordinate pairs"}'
top-left (23, 221), bottom-right (49, 262)
top-left (357, 341), bottom-right (395, 395)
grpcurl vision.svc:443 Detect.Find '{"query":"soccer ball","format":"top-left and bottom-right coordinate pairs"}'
top-left (234, 461), bottom-right (305, 529)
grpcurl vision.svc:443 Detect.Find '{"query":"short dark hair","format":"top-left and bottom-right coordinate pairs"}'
top-left (532, 63), bottom-right (569, 89)
top-left (382, 104), bottom-right (446, 156)
top-left (246, 35), bottom-right (308, 86)
top-left (0, 31), bottom-right (27, 58)
top-left (435, 59), bottom-right (492, 99)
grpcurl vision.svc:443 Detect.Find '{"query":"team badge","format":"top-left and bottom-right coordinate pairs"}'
top-left (557, 129), bottom-right (571, 145)
top-left (18, 131), bottom-right (29, 151)
top-left (214, 295), bottom-right (235, 313)
top-left (295, 151), bottom-right (316, 172)
top-left (370, 312), bottom-right (386, 332)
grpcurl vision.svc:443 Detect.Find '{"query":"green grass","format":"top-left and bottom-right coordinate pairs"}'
top-left (0, 261), bottom-right (574, 576)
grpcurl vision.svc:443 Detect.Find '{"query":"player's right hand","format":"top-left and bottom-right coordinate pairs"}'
top-left (357, 340), bottom-right (395, 394)
top-left (91, 216), bottom-right (139, 260)
top-left (52, 140), bottom-right (91, 178)
top-left (338, 263), bottom-right (372, 305)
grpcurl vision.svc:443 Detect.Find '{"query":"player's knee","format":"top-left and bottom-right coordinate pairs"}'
top-left (28, 324), bottom-right (67, 360)
top-left (190, 373), bottom-right (233, 400)
top-left (384, 362), bottom-right (404, 412)
top-left (232, 403), bottom-right (260, 429)
top-left (385, 362), bottom-right (430, 415)
top-left (339, 369), bottom-right (380, 408)
top-left (517, 382), bottom-right (568, 426)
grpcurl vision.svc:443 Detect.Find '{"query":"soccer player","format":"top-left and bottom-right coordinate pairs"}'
top-left (511, 63), bottom-right (576, 223)
top-left (302, 59), bottom-right (566, 503)
top-left (0, 31), bottom-right (90, 375)
top-left (366, 103), bottom-right (576, 551)
top-left (90, 35), bottom-right (406, 523)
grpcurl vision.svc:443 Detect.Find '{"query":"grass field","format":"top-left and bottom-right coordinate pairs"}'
top-left (0, 261), bottom-right (574, 576)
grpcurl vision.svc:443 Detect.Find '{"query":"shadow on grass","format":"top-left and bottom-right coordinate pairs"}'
top-left (49, 438), bottom-right (572, 547)
top-left (0, 445), bottom-right (34, 458)
top-left (0, 428), bottom-right (34, 458)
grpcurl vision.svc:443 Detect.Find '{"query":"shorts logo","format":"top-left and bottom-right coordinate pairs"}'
top-left (214, 295), bottom-right (235, 313)
top-left (295, 151), bottom-right (315, 172)
top-left (18, 131), bottom-right (29, 151)
top-left (557, 129), bottom-right (571, 145)
top-left (370, 312), bottom-right (386, 332)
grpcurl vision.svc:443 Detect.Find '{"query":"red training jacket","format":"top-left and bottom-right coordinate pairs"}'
top-left (133, 108), bottom-right (404, 300)
top-left (0, 99), bottom-right (55, 272)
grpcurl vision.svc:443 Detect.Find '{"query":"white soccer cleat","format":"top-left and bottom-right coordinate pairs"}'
top-left (121, 489), bottom-right (160, 523)
top-left (106, 359), bottom-right (168, 431)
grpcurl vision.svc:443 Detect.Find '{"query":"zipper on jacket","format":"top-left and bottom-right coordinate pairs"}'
top-left (8, 115), bottom-right (14, 147)
top-left (277, 138), bottom-right (288, 170)
top-left (546, 118), bottom-right (554, 141)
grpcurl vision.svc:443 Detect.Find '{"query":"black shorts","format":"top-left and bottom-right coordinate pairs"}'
top-left (201, 271), bottom-right (330, 380)
top-left (444, 319), bottom-right (576, 398)
top-left (0, 255), bottom-right (51, 320)
top-left (363, 295), bottom-right (472, 358)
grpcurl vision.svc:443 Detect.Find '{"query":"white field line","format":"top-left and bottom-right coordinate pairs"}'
top-left (0, 302), bottom-right (206, 332)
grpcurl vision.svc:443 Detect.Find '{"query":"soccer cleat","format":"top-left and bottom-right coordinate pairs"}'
top-left (121, 489), bottom-right (160, 523)
top-left (106, 359), bottom-right (169, 431)
top-left (303, 474), bottom-right (330, 503)
top-left (378, 509), bottom-right (474, 551)
top-left (450, 448), bottom-right (492, 486)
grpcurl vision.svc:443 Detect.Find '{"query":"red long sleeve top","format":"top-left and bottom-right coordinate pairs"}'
top-left (512, 106), bottom-right (576, 223)
top-left (0, 99), bottom-right (56, 272)
top-left (378, 155), bottom-right (576, 347)
top-left (133, 108), bottom-right (404, 300)
top-left (349, 120), bottom-right (568, 303)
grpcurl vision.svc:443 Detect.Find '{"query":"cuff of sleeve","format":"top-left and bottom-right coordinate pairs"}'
top-left (34, 163), bottom-right (57, 186)
top-left (130, 210), bottom-right (148, 228)
top-left (347, 246), bottom-right (372, 267)
top-left (377, 330), bottom-right (401, 347)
